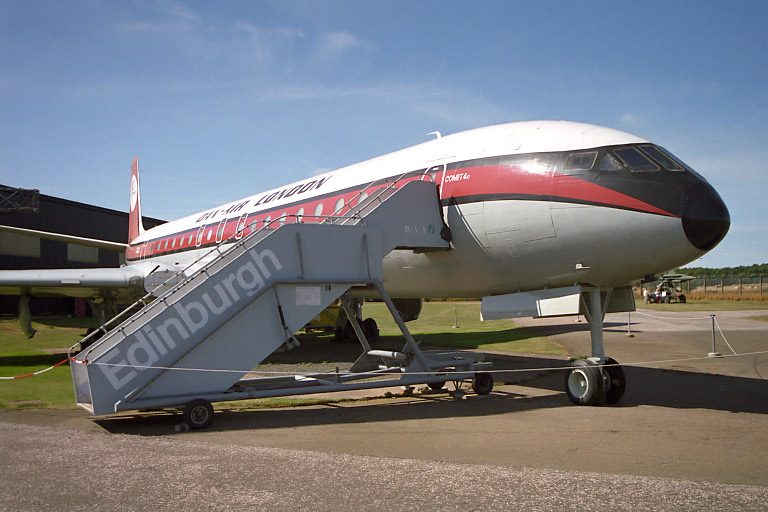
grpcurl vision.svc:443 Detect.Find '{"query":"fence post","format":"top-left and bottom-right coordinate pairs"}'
top-left (708, 314), bottom-right (721, 357)
top-left (704, 275), bottom-right (707, 295)
top-left (761, 274), bottom-right (764, 296)
top-left (720, 276), bottom-right (724, 297)
top-left (739, 275), bottom-right (743, 298)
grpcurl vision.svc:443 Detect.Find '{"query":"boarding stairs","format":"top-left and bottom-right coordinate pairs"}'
top-left (70, 180), bottom-right (491, 418)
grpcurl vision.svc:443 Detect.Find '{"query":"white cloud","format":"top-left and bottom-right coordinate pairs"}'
top-left (313, 31), bottom-right (374, 61)
top-left (117, 0), bottom-right (201, 35)
top-left (232, 23), bottom-right (306, 65)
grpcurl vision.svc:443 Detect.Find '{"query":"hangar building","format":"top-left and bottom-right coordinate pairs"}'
top-left (0, 185), bottom-right (164, 315)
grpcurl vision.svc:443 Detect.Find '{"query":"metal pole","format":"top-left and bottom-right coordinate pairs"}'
top-left (453, 306), bottom-right (459, 329)
top-left (626, 311), bottom-right (634, 338)
top-left (708, 314), bottom-right (721, 357)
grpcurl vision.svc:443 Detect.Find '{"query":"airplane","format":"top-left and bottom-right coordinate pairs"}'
top-left (0, 120), bottom-right (730, 406)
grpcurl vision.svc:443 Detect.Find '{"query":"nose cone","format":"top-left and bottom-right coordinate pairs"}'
top-left (681, 183), bottom-right (730, 251)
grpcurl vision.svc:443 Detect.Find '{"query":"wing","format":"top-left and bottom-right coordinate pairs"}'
top-left (0, 261), bottom-right (179, 301)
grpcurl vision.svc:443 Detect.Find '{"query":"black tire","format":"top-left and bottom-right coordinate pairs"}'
top-left (679, 294), bottom-right (687, 303)
top-left (472, 372), bottom-right (494, 395)
top-left (362, 318), bottom-right (380, 343)
top-left (565, 359), bottom-right (602, 406)
top-left (427, 380), bottom-right (446, 391)
top-left (603, 357), bottom-right (626, 405)
top-left (183, 399), bottom-right (214, 429)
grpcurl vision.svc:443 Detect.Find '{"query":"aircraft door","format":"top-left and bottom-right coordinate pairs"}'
top-left (482, 154), bottom-right (557, 284)
top-left (235, 213), bottom-right (248, 239)
top-left (194, 225), bottom-right (206, 247)
top-left (215, 219), bottom-right (226, 243)
top-left (483, 153), bottom-right (556, 248)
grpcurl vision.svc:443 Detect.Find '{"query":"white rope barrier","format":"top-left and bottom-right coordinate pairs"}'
top-left (81, 349), bottom-right (768, 377)
top-left (633, 310), bottom-right (714, 321)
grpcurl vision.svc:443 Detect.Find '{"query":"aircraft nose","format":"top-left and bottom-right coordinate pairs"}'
top-left (681, 183), bottom-right (730, 251)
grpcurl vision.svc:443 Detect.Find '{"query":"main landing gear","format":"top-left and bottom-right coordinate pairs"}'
top-left (564, 288), bottom-right (627, 406)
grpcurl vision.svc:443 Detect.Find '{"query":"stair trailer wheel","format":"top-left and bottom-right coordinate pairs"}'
top-left (472, 372), bottom-right (494, 395)
top-left (183, 399), bottom-right (215, 429)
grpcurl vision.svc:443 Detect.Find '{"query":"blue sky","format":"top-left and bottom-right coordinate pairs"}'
top-left (1, 1), bottom-right (766, 268)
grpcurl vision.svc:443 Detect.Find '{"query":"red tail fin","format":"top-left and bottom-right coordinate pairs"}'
top-left (128, 157), bottom-right (145, 243)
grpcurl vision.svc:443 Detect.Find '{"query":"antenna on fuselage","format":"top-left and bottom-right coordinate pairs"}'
top-left (427, 131), bottom-right (442, 139)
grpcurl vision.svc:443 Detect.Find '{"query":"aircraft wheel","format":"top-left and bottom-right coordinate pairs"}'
top-left (472, 372), bottom-right (494, 395)
top-left (183, 399), bottom-right (214, 429)
top-left (335, 323), bottom-right (356, 343)
top-left (565, 359), bottom-right (602, 406)
top-left (603, 357), bottom-right (626, 405)
top-left (362, 317), bottom-right (380, 343)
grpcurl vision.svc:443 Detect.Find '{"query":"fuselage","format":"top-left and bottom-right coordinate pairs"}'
top-left (126, 121), bottom-right (730, 298)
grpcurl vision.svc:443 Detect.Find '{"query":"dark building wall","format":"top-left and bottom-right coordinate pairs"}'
top-left (0, 188), bottom-right (165, 314)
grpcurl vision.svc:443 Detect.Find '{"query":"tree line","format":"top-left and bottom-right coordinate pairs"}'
top-left (678, 263), bottom-right (768, 277)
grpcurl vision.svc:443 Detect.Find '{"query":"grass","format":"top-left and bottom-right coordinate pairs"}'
top-left (0, 317), bottom-right (92, 410)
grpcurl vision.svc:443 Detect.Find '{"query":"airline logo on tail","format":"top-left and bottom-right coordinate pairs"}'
top-left (130, 174), bottom-right (138, 212)
top-left (128, 157), bottom-right (145, 243)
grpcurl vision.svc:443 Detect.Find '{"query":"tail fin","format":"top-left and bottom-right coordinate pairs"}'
top-left (128, 156), bottom-right (145, 243)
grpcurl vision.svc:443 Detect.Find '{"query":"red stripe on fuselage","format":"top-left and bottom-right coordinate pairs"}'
top-left (128, 164), bottom-right (674, 262)
top-left (441, 165), bottom-right (675, 217)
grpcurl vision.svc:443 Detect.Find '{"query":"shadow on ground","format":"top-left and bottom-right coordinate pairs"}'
top-left (0, 353), bottom-right (70, 368)
top-left (94, 350), bottom-right (767, 436)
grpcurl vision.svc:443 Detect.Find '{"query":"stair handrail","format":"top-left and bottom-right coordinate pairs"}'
top-left (68, 170), bottom-right (440, 361)
top-left (323, 169), bottom-right (437, 223)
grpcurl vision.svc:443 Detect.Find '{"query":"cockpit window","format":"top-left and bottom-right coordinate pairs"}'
top-left (598, 153), bottom-right (623, 171)
top-left (639, 145), bottom-right (684, 171)
top-left (564, 151), bottom-right (597, 171)
top-left (613, 147), bottom-right (659, 172)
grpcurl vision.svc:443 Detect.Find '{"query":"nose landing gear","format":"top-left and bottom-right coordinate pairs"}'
top-left (565, 356), bottom-right (626, 406)
top-left (564, 288), bottom-right (628, 406)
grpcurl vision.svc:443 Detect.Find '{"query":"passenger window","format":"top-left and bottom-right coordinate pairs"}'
top-left (314, 203), bottom-right (324, 221)
top-left (639, 145), bottom-right (684, 171)
top-left (564, 151), bottom-right (597, 172)
top-left (264, 216), bottom-right (271, 229)
top-left (613, 147), bottom-right (659, 172)
top-left (334, 198), bottom-right (345, 214)
top-left (296, 208), bottom-right (304, 223)
top-left (598, 153), bottom-right (624, 171)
